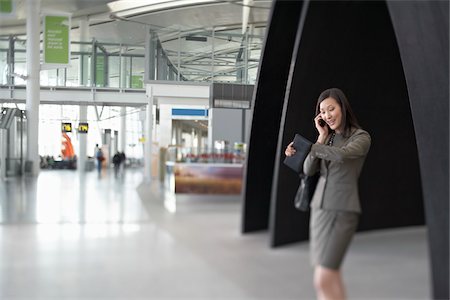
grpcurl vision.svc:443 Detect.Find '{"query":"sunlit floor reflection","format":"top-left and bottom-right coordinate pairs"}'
top-left (0, 167), bottom-right (430, 299)
top-left (35, 223), bottom-right (142, 242)
top-left (0, 168), bottom-right (150, 224)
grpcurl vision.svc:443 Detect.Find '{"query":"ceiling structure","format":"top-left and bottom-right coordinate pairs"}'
top-left (0, 0), bottom-right (271, 43)
top-left (1, 0), bottom-right (272, 82)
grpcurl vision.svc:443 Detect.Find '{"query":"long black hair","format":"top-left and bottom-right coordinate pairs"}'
top-left (315, 88), bottom-right (360, 137)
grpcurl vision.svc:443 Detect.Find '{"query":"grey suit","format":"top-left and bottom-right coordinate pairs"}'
top-left (303, 128), bottom-right (371, 269)
top-left (303, 128), bottom-right (371, 213)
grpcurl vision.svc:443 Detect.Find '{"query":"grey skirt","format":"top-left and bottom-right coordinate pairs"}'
top-left (310, 208), bottom-right (359, 270)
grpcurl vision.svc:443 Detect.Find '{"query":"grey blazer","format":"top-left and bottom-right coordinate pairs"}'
top-left (303, 128), bottom-right (371, 213)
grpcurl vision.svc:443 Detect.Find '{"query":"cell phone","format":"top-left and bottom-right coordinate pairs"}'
top-left (319, 119), bottom-right (326, 127)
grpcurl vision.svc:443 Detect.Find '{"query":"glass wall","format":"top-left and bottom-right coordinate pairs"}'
top-left (0, 38), bottom-right (8, 85)
top-left (0, 102), bottom-right (145, 160)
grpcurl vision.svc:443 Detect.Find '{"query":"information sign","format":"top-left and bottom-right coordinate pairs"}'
top-left (78, 122), bottom-right (89, 133)
top-left (43, 14), bottom-right (71, 67)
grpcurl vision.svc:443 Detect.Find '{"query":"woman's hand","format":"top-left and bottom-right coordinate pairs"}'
top-left (314, 114), bottom-right (329, 144)
top-left (285, 142), bottom-right (296, 157)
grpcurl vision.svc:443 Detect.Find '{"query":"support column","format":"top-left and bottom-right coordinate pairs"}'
top-left (177, 31), bottom-right (181, 81)
top-left (78, 105), bottom-right (87, 172)
top-left (143, 90), bottom-right (153, 182)
top-left (244, 29), bottom-right (249, 84)
top-left (113, 130), bottom-right (118, 155)
top-left (196, 128), bottom-right (202, 151)
top-left (78, 17), bottom-right (89, 86)
top-left (78, 18), bottom-right (89, 174)
top-left (25, 0), bottom-right (41, 175)
top-left (211, 27), bottom-right (215, 82)
top-left (120, 107), bottom-right (126, 152)
top-left (120, 46), bottom-right (127, 154)
top-left (145, 28), bottom-right (156, 81)
top-left (120, 46), bottom-right (128, 89)
top-left (104, 129), bottom-right (112, 164)
top-left (176, 125), bottom-right (182, 146)
top-left (0, 129), bottom-right (7, 180)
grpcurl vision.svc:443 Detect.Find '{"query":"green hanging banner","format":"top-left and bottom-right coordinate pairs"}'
top-left (96, 55), bottom-right (105, 87)
top-left (43, 14), bottom-right (71, 67)
top-left (0, 0), bottom-right (12, 13)
top-left (131, 75), bottom-right (143, 89)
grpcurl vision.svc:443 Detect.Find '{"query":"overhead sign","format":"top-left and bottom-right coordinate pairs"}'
top-left (43, 14), bottom-right (71, 67)
top-left (131, 75), bottom-right (143, 89)
top-left (78, 122), bottom-right (89, 133)
top-left (96, 54), bottom-right (105, 87)
top-left (61, 122), bottom-right (72, 132)
top-left (172, 108), bottom-right (208, 117)
top-left (0, 0), bottom-right (12, 13)
top-left (0, 0), bottom-right (15, 19)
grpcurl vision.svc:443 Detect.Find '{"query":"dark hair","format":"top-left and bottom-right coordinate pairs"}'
top-left (315, 88), bottom-right (360, 137)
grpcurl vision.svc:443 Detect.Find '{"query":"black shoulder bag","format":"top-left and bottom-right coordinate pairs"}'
top-left (283, 133), bottom-right (319, 212)
top-left (294, 173), bottom-right (320, 211)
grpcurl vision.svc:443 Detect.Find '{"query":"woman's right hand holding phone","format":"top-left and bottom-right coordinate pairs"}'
top-left (314, 114), bottom-right (329, 144)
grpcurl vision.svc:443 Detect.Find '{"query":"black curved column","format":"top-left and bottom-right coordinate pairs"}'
top-left (271, 1), bottom-right (424, 246)
top-left (241, 0), bottom-right (303, 233)
top-left (387, 2), bottom-right (449, 298)
top-left (243, 0), bottom-right (447, 297)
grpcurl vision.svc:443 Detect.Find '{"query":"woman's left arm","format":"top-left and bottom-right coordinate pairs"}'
top-left (310, 131), bottom-right (371, 163)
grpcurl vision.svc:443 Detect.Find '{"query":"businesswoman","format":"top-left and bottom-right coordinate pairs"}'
top-left (285, 88), bottom-right (371, 300)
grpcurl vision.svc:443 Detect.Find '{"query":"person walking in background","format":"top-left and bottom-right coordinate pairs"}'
top-left (95, 146), bottom-right (104, 177)
top-left (112, 152), bottom-right (121, 178)
top-left (119, 151), bottom-right (126, 176)
top-left (285, 88), bottom-right (371, 300)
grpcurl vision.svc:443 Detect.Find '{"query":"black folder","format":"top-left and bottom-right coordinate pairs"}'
top-left (283, 133), bottom-right (313, 173)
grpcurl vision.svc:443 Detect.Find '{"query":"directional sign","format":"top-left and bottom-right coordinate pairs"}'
top-left (78, 122), bottom-right (89, 133)
top-left (61, 122), bottom-right (72, 132)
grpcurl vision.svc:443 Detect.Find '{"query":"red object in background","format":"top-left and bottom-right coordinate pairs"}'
top-left (61, 132), bottom-right (75, 159)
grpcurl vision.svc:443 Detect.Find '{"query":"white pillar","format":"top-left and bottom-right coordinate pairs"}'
top-left (104, 129), bottom-right (112, 164)
top-left (120, 107), bottom-right (126, 152)
top-left (78, 105), bottom-right (87, 173)
top-left (143, 92), bottom-right (153, 182)
top-left (78, 17), bottom-right (89, 86)
top-left (0, 129), bottom-right (7, 180)
top-left (120, 47), bottom-right (127, 153)
top-left (196, 128), bottom-right (202, 151)
top-left (25, 0), bottom-right (41, 175)
top-left (78, 18), bottom-right (89, 174)
top-left (120, 46), bottom-right (128, 89)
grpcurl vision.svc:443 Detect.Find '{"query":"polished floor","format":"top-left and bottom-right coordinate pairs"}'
top-left (0, 169), bottom-right (430, 299)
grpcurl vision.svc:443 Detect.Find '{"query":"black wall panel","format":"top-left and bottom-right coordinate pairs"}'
top-left (387, 2), bottom-right (449, 298)
top-left (243, 0), bottom-right (447, 297)
top-left (270, 1), bottom-right (424, 247)
top-left (241, 0), bottom-right (303, 233)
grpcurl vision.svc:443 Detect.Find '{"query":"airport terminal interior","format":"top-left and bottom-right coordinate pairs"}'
top-left (0, 0), bottom-right (440, 299)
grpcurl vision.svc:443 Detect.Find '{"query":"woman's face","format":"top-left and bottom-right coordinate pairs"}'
top-left (319, 97), bottom-right (343, 133)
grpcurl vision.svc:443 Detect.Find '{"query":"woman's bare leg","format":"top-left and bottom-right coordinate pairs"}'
top-left (314, 265), bottom-right (346, 300)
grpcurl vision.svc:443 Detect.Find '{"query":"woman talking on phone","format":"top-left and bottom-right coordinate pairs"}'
top-left (285, 88), bottom-right (371, 300)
